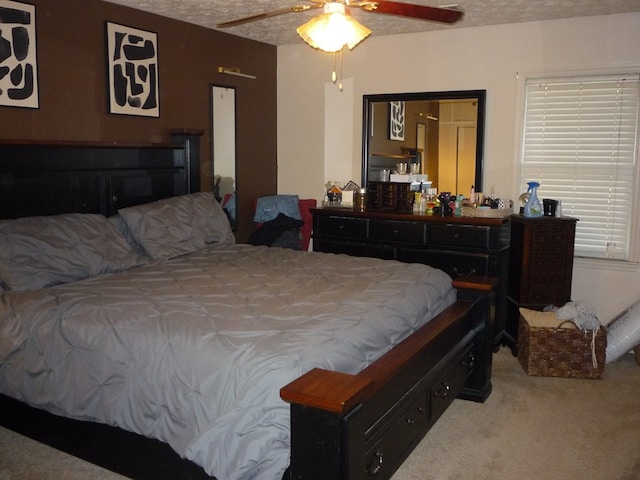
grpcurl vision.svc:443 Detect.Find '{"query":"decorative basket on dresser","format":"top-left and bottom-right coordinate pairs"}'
top-left (506, 214), bottom-right (579, 352)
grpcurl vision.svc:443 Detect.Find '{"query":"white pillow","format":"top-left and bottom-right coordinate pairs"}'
top-left (0, 213), bottom-right (144, 292)
top-left (118, 192), bottom-right (235, 259)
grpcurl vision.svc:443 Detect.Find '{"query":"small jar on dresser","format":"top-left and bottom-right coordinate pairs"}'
top-left (506, 214), bottom-right (578, 351)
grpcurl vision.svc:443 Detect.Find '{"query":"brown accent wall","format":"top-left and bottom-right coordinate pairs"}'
top-left (0, 0), bottom-right (277, 242)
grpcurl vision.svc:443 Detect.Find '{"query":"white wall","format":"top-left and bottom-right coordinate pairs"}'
top-left (277, 13), bottom-right (640, 323)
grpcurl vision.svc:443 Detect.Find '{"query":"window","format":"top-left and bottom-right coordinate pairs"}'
top-left (520, 73), bottom-right (640, 261)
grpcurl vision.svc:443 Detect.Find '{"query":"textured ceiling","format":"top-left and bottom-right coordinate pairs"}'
top-left (103, 0), bottom-right (640, 46)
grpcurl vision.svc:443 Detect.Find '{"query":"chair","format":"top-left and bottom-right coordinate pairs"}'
top-left (253, 196), bottom-right (317, 250)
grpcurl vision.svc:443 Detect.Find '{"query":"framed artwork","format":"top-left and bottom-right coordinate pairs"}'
top-left (106, 21), bottom-right (159, 117)
top-left (389, 100), bottom-right (405, 141)
top-left (0, 0), bottom-right (39, 109)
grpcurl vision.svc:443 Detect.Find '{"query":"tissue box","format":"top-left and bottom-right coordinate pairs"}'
top-left (517, 308), bottom-right (606, 379)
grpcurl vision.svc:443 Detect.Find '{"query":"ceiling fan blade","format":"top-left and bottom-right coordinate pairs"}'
top-left (217, 4), bottom-right (321, 28)
top-left (353, 1), bottom-right (463, 24)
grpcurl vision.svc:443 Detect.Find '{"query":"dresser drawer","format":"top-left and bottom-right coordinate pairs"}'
top-left (531, 221), bottom-right (572, 236)
top-left (370, 219), bottom-right (426, 244)
top-left (432, 251), bottom-right (491, 278)
top-left (526, 287), bottom-right (569, 305)
top-left (531, 241), bottom-right (568, 256)
top-left (430, 224), bottom-right (492, 249)
top-left (532, 232), bottom-right (570, 247)
top-left (529, 270), bottom-right (569, 287)
top-left (314, 238), bottom-right (394, 260)
top-left (315, 215), bottom-right (368, 239)
top-left (397, 248), bottom-right (491, 278)
top-left (530, 254), bottom-right (567, 273)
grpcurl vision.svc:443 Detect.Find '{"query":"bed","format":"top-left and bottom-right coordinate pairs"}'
top-left (0, 137), bottom-right (495, 480)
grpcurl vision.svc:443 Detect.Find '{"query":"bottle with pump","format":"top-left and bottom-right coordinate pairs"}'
top-left (523, 181), bottom-right (542, 218)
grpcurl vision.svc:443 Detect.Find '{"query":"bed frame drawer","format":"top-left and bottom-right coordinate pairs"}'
top-left (363, 390), bottom-right (429, 478)
top-left (431, 343), bottom-right (475, 422)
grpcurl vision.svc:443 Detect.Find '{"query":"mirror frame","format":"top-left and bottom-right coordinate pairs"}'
top-left (362, 89), bottom-right (486, 193)
top-left (211, 83), bottom-right (238, 230)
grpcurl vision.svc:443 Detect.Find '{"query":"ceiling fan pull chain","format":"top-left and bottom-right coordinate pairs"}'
top-left (331, 49), bottom-right (344, 91)
top-left (338, 48), bottom-right (344, 91)
top-left (332, 52), bottom-right (338, 83)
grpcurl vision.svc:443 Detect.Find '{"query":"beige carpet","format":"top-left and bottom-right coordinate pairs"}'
top-left (1, 349), bottom-right (639, 480)
top-left (0, 427), bottom-right (130, 480)
top-left (392, 348), bottom-right (640, 480)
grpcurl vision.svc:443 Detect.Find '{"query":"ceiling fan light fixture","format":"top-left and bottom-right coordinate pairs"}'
top-left (296, 3), bottom-right (371, 53)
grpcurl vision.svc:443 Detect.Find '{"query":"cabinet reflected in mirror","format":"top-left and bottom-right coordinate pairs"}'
top-left (362, 90), bottom-right (485, 196)
top-left (211, 85), bottom-right (237, 229)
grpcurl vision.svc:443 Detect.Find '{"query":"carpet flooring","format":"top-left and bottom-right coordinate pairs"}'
top-left (1, 348), bottom-right (639, 480)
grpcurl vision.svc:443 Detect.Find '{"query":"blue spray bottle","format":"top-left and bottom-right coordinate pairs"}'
top-left (524, 181), bottom-right (542, 218)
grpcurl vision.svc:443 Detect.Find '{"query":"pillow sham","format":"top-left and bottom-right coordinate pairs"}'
top-left (118, 192), bottom-right (235, 259)
top-left (0, 213), bottom-right (144, 292)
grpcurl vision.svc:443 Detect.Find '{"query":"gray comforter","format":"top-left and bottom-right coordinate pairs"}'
top-left (0, 244), bottom-right (456, 479)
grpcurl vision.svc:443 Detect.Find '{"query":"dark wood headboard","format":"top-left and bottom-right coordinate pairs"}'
top-left (0, 131), bottom-right (202, 220)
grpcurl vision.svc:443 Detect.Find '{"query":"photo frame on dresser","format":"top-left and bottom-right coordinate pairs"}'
top-left (105, 21), bottom-right (159, 117)
top-left (0, 0), bottom-right (39, 109)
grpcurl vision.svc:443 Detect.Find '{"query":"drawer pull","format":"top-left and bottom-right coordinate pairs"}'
top-left (462, 352), bottom-right (475, 368)
top-left (368, 450), bottom-right (384, 476)
top-left (393, 228), bottom-right (400, 235)
top-left (338, 224), bottom-right (345, 230)
top-left (406, 417), bottom-right (415, 425)
top-left (434, 382), bottom-right (451, 398)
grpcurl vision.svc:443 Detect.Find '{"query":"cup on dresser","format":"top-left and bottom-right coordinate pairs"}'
top-left (396, 163), bottom-right (408, 175)
top-left (380, 169), bottom-right (391, 182)
top-left (543, 198), bottom-right (559, 216)
top-left (410, 163), bottom-right (420, 174)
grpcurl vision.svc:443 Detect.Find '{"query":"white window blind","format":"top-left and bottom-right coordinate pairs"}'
top-left (521, 74), bottom-right (640, 261)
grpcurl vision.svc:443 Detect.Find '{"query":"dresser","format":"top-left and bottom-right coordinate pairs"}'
top-left (506, 214), bottom-right (578, 348)
top-left (311, 208), bottom-right (511, 349)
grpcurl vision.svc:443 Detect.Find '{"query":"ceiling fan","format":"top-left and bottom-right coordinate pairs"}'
top-left (217, 1), bottom-right (464, 30)
top-left (217, 1), bottom-right (463, 89)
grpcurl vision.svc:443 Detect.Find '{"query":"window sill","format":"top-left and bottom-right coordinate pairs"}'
top-left (574, 256), bottom-right (639, 272)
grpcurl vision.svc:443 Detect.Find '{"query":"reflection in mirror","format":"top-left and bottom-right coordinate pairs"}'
top-left (211, 85), bottom-right (237, 229)
top-left (362, 90), bottom-right (485, 197)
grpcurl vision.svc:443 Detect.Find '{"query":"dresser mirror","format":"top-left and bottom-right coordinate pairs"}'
top-left (211, 84), bottom-right (237, 229)
top-left (362, 90), bottom-right (486, 196)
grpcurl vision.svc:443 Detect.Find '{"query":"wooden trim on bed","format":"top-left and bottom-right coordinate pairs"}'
top-left (452, 274), bottom-right (499, 292)
top-left (281, 369), bottom-right (374, 415)
top-left (281, 301), bottom-right (476, 415)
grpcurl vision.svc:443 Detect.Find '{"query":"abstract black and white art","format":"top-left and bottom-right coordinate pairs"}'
top-left (106, 22), bottom-right (159, 117)
top-left (389, 101), bottom-right (405, 141)
top-left (0, 0), bottom-right (38, 109)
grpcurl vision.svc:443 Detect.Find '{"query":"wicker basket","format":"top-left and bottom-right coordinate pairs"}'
top-left (518, 314), bottom-right (607, 379)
